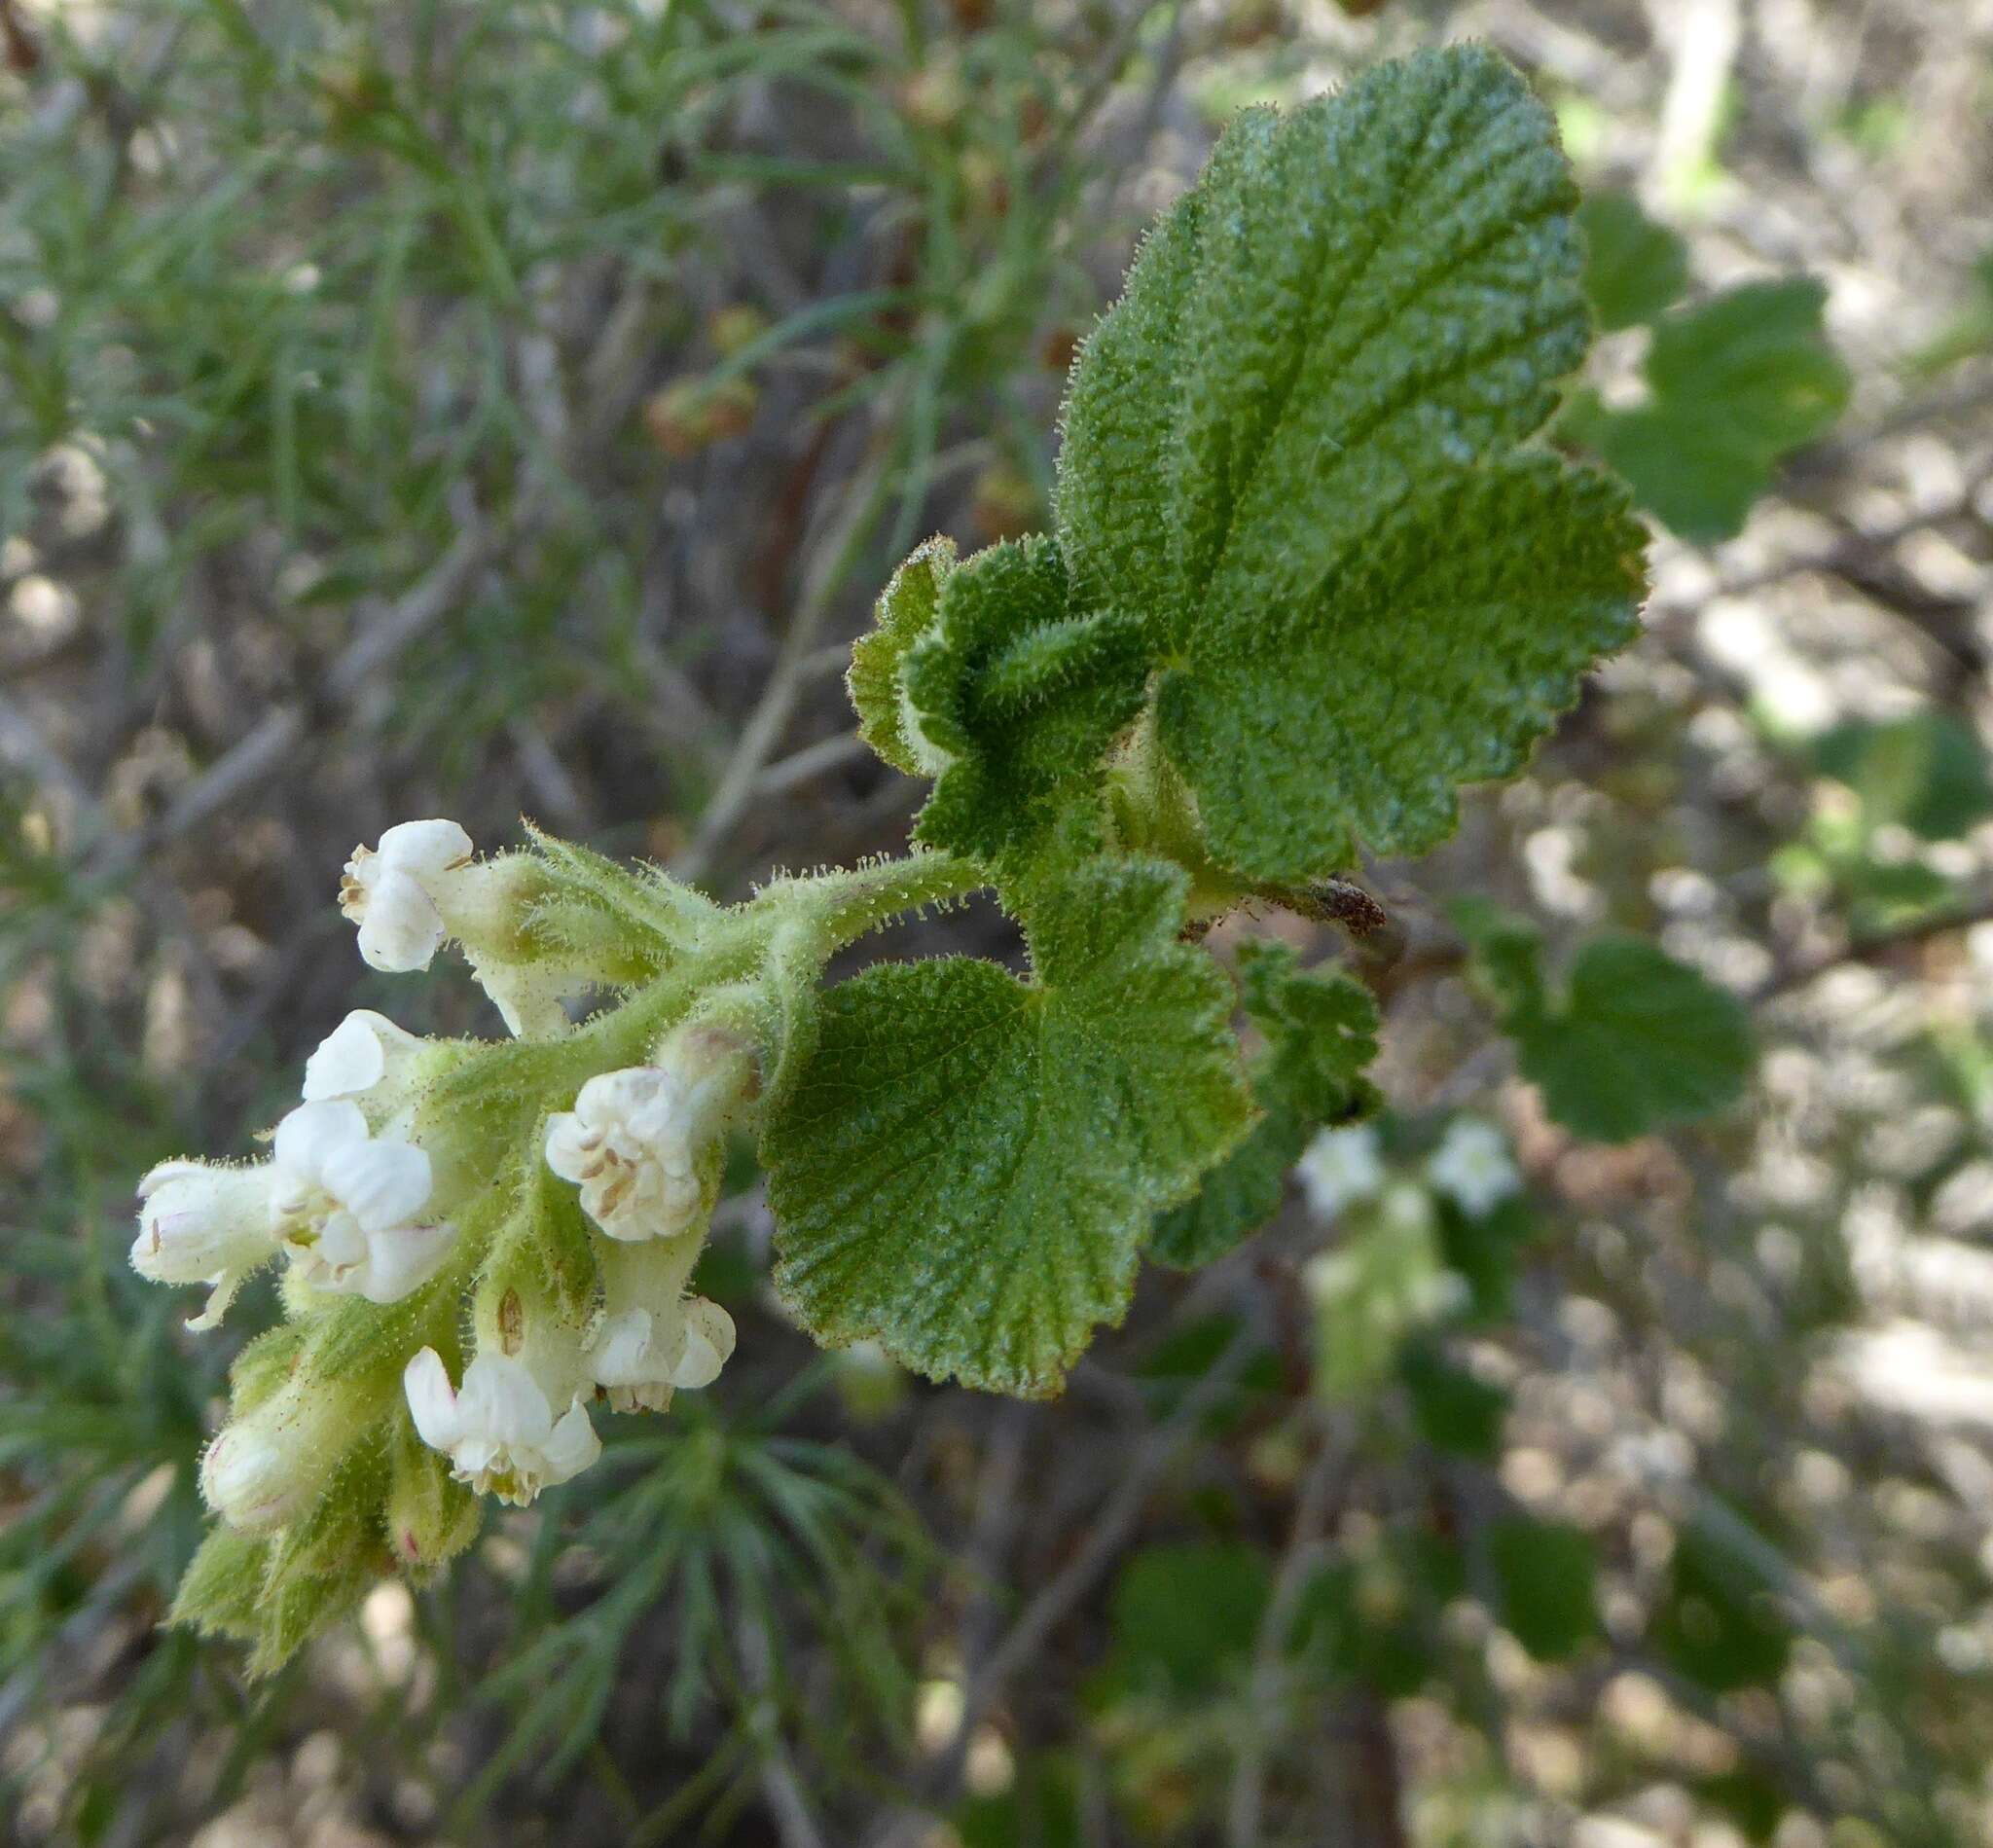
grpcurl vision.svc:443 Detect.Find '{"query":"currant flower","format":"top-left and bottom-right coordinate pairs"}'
top-left (340, 818), bottom-right (476, 972)
top-left (585, 1238), bottom-right (737, 1412)
top-left (1426, 1117), bottom-right (1521, 1217)
top-left (269, 1101), bottom-right (455, 1303)
top-left (1297, 1123), bottom-right (1387, 1220)
top-left (403, 1348), bottom-right (601, 1506)
top-left (131, 1159), bottom-right (279, 1330)
top-left (544, 1034), bottom-right (750, 1240)
top-left (302, 1008), bottom-right (426, 1104)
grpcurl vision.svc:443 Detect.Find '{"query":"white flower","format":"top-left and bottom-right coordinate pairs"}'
top-left (403, 1348), bottom-right (601, 1506)
top-left (1296, 1124), bottom-right (1387, 1220)
top-left (130, 1159), bottom-right (277, 1329)
top-left (339, 818), bottom-right (474, 972)
top-left (545, 1066), bottom-right (711, 1240)
top-left (302, 1008), bottom-right (425, 1103)
top-left (588, 1295), bottom-right (737, 1413)
top-left (270, 1101), bottom-right (454, 1303)
top-left (1427, 1118), bottom-right (1521, 1217)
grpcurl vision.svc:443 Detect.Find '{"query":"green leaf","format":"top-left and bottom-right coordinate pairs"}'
top-left (1568, 278), bottom-right (1849, 541)
top-left (1468, 920), bottom-right (1755, 1142)
top-left (1811, 712), bottom-right (1993, 842)
top-left (848, 535), bottom-right (957, 777)
top-left (1106, 1541), bottom-right (1270, 1697)
top-left (1058, 46), bottom-right (1644, 883)
top-left (1576, 191), bottom-right (1689, 332)
top-left (1651, 1519), bottom-right (1794, 1693)
top-left (763, 859), bottom-right (1253, 1395)
top-left (1489, 1516), bottom-right (1600, 1661)
top-left (1399, 1341), bottom-right (1507, 1459)
top-left (902, 535), bottom-right (1149, 873)
top-left (1152, 940), bottom-right (1379, 1268)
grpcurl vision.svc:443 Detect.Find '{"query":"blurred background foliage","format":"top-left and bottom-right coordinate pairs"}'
top-left (3, 0), bottom-right (1993, 1843)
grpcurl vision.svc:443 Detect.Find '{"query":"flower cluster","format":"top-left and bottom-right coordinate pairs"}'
top-left (132, 819), bottom-right (754, 1564)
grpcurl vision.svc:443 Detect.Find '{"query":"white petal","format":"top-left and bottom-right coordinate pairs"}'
top-left (353, 1221), bottom-right (455, 1303)
top-left (672, 1299), bottom-right (736, 1390)
top-left (404, 1348), bottom-right (464, 1453)
top-left (138, 1156), bottom-right (208, 1197)
top-left (377, 817), bottom-right (474, 876)
top-left (543, 1111), bottom-right (593, 1184)
top-left (540, 1399), bottom-right (601, 1486)
top-left (355, 870), bottom-right (447, 972)
top-left (458, 1352), bottom-right (554, 1447)
top-left (587, 1308), bottom-right (658, 1388)
top-left (272, 1100), bottom-right (370, 1185)
top-left (186, 1265), bottom-right (255, 1333)
top-left (303, 1010), bottom-right (417, 1101)
top-left (575, 1066), bottom-right (669, 1129)
top-left (332, 1138), bottom-right (432, 1232)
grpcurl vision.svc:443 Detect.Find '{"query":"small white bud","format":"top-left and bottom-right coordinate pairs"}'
top-left (199, 1382), bottom-right (346, 1532)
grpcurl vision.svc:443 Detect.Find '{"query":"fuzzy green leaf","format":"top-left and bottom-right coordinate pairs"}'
top-left (1576, 191), bottom-right (1689, 333)
top-left (848, 536), bottom-right (957, 776)
top-left (1567, 278), bottom-right (1849, 541)
top-left (1469, 922), bottom-right (1755, 1142)
top-left (1152, 941), bottom-right (1379, 1268)
top-left (902, 535), bottom-right (1149, 873)
top-left (763, 860), bottom-right (1253, 1395)
top-left (1056, 46), bottom-right (1644, 883)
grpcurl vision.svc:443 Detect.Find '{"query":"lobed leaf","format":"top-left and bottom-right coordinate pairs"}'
top-left (901, 535), bottom-right (1149, 874)
top-left (1567, 277), bottom-right (1848, 541)
top-left (762, 859), bottom-right (1253, 1395)
top-left (848, 536), bottom-right (956, 777)
top-left (1058, 45), bottom-right (1645, 883)
top-left (1467, 917), bottom-right (1755, 1142)
top-left (1576, 191), bottom-right (1689, 333)
top-left (1151, 940), bottom-right (1379, 1268)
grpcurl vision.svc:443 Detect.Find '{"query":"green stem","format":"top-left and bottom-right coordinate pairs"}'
top-left (772, 849), bottom-right (987, 950)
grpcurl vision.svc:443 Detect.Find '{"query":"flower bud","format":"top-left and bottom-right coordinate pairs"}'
top-left (200, 1379), bottom-right (350, 1533)
top-left (385, 1424), bottom-right (482, 1574)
